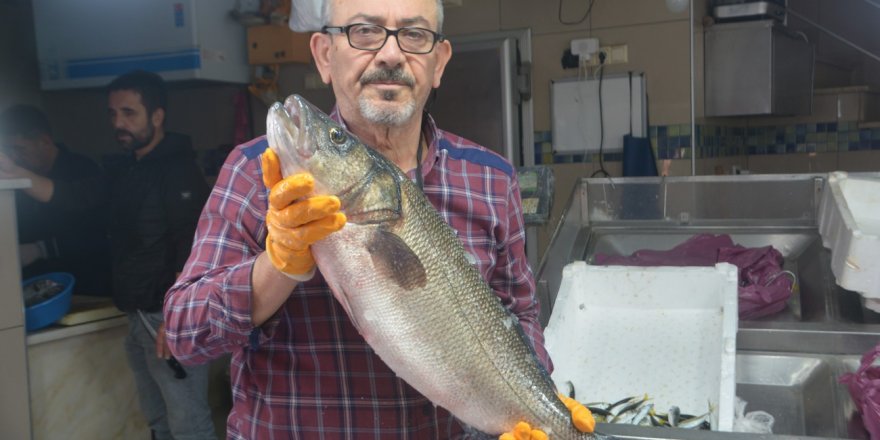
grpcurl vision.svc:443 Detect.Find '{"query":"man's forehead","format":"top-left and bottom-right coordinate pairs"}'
top-left (2, 134), bottom-right (34, 151)
top-left (109, 90), bottom-right (145, 109)
top-left (3, 134), bottom-right (31, 143)
top-left (331, 0), bottom-right (437, 27)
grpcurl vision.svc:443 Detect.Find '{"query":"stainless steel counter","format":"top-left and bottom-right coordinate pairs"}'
top-left (26, 315), bottom-right (127, 346)
top-left (536, 174), bottom-right (878, 439)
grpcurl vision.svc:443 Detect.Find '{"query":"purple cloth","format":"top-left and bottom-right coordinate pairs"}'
top-left (840, 344), bottom-right (880, 439)
top-left (595, 234), bottom-right (793, 319)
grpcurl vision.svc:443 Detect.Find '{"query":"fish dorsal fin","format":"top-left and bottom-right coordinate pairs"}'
top-left (343, 164), bottom-right (402, 225)
top-left (367, 228), bottom-right (427, 290)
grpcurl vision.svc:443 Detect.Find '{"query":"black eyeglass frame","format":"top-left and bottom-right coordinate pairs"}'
top-left (321, 23), bottom-right (445, 55)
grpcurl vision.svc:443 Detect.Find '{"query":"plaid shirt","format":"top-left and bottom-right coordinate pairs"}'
top-left (165, 110), bottom-right (551, 439)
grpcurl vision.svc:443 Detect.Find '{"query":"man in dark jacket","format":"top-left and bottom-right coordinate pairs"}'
top-left (0, 104), bottom-right (111, 296)
top-left (105, 70), bottom-right (215, 440)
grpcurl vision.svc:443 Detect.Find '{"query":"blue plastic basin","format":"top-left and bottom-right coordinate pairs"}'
top-left (23, 272), bottom-right (75, 332)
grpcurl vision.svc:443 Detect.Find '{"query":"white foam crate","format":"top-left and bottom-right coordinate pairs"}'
top-left (544, 262), bottom-right (739, 431)
top-left (818, 171), bottom-right (880, 299)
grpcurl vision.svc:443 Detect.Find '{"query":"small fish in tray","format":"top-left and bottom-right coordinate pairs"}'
top-left (583, 395), bottom-right (713, 430)
top-left (23, 279), bottom-right (66, 307)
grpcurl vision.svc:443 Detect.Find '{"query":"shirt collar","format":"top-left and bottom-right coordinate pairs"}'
top-left (329, 106), bottom-right (440, 179)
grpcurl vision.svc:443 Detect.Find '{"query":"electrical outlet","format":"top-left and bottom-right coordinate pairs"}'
top-left (584, 44), bottom-right (629, 66)
top-left (571, 37), bottom-right (600, 58)
top-left (607, 44), bottom-right (628, 64)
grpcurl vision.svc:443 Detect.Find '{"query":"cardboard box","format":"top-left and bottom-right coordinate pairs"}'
top-left (247, 25), bottom-right (311, 65)
top-left (544, 262), bottom-right (739, 431)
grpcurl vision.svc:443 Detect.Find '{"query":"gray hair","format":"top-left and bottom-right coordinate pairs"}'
top-left (322, 0), bottom-right (445, 32)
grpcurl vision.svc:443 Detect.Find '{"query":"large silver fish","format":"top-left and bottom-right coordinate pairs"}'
top-left (267, 95), bottom-right (610, 439)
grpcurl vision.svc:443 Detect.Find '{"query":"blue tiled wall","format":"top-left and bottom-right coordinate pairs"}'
top-left (534, 122), bottom-right (880, 165)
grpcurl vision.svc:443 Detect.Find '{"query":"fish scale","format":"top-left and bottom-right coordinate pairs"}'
top-left (268, 94), bottom-right (613, 439)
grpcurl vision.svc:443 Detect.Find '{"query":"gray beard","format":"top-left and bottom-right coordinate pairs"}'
top-left (358, 91), bottom-right (416, 127)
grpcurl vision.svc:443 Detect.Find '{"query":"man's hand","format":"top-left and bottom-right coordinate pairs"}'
top-left (559, 394), bottom-right (596, 432)
top-left (155, 322), bottom-right (172, 359)
top-left (19, 242), bottom-right (43, 266)
top-left (499, 422), bottom-right (549, 440)
top-left (0, 152), bottom-right (55, 202)
top-left (261, 148), bottom-right (346, 280)
top-left (0, 152), bottom-right (25, 179)
top-left (499, 395), bottom-right (595, 440)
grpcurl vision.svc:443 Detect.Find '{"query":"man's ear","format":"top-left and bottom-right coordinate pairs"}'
top-left (431, 40), bottom-right (452, 89)
top-left (151, 108), bottom-right (165, 129)
top-left (311, 32), bottom-right (334, 85)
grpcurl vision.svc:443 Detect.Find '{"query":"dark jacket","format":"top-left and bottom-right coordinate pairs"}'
top-left (108, 132), bottom-right (209, 312)
top-left (17, 144), bottom-right (112, 296)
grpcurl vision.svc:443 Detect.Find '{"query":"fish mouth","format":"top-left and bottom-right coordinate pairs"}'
top-left (266, 95), bottom-right (314, 171)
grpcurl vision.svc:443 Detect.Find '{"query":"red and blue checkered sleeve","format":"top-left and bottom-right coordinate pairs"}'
top-left (492, 173), bottom-right (554, 373)
top-left (164, 138), bottom-right (271, 365)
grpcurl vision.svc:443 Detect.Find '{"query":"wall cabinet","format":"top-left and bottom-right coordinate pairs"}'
top-left (705, 20), bottom-right (814, 117)
top-left (247, 25), bottom-right (312, 65)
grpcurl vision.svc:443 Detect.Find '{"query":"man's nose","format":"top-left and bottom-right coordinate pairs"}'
top-left (374, 34), bottom-right (406, 66)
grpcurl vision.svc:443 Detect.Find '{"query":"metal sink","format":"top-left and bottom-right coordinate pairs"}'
top-left (735, 352), bottom-right (860, 438)
top-left (592, 345), bottom-right (871, 440)
top-left (536, 174), bottom-right (880, 327)
top-left (580, 227), bottom-right (879, 324)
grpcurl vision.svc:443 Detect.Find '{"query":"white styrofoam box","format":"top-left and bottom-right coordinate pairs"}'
top-left (545, 262), bottom-right (739, 431)
top-left (818, 171), bottom-right (880, 298)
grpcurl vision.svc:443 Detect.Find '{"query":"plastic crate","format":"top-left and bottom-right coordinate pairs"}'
top-left (544, 262), bottom-right (739, 431)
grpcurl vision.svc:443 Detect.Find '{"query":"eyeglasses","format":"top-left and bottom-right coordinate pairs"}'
top-left (321, 23), bottom-right (444, 55)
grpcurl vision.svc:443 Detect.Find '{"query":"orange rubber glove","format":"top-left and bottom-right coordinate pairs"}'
top-left (499, 422), bottom-right (548, 440)
top-left (498, 395), bottom-right (594, 440)
top-left (559, 394), bottom-right (596, 433)
top-left (261, 148), bottom-right (346, 280)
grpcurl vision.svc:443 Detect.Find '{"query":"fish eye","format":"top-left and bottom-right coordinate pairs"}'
top-left (329, 127), bottom-right (347, 144)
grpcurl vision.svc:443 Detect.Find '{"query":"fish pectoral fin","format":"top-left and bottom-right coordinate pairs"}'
top-left (334, 286), bottom-right (361, 330)
top-left (367, 229), bottom-right (427, 290)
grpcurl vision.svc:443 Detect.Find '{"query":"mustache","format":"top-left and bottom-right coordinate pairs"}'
top-left (360, 68), bottom-right (415, 87)
top-left (115, 129), bottom-right (133, 138)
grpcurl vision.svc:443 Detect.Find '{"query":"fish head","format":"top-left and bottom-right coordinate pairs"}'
top-left (267, 94), bottom-right (403, 225)
top-left (267, 94), bottom-right (377, 197)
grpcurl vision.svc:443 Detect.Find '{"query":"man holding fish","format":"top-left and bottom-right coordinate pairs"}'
top-left (165, 0), bottom-right (596, 438)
